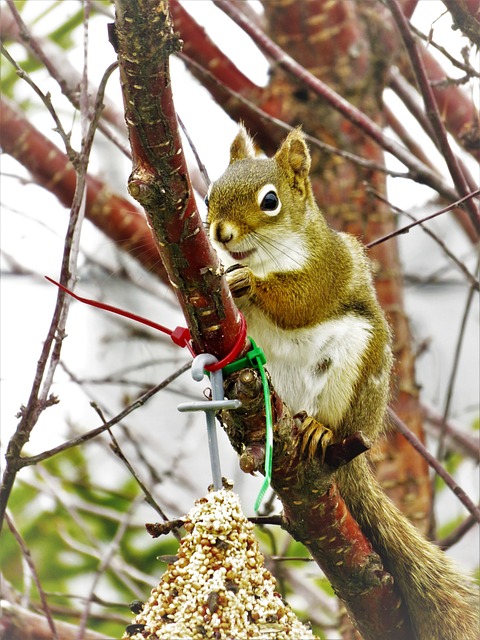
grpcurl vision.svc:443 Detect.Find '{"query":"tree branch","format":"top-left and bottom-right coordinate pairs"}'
top-left (442, 0), bottom-right (480, 48)
top-left (0, 97), bottom-right (167, 282)
top-left (389, 409), bottom-right (480, 522)
top-left (0, 600), bottom-right (108, 640)
top-left (213, 0), bottom-right (473, 218)
top-left (385, 0), bottom-right (480, 233)
top-left (113, 0), bottom-right (243, 360)
top-left (220, 368), bottom-right (415, 640)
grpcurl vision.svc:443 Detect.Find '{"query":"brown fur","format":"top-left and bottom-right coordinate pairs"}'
top-left (207, 127), bottom-right (480, 639)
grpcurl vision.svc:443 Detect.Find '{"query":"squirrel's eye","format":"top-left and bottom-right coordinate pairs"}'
top-left (204, 185), bottom-right (212, 209)
top-left (260, 191), bottom-right (278, 210)
top-left (257, 184), bottom-right (281, 216)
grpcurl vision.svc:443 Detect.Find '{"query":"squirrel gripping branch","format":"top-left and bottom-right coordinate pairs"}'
top-left (206, 126), bottom-right (479, 640)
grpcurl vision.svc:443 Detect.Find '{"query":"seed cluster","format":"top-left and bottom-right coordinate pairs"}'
top-left (124, 487), bottom-right (316, 639)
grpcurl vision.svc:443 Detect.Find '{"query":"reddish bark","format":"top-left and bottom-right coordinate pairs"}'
top-left (400, 41), bottom-right (480, 162)
top-left (387, 0), bottom-right (479, 231)
top-left (113, 0), bottom-right (243, 360)
top-left (170, 0), bottom-right (259, 96)
top-left (2, 1), bottom-right (477, 638)
top-left (0, 97), bottom-right (167, 282)
top-left (221, 368), bottom-right (414, 640)
top-left (112, 2), bottom-right (418, 636)
top-left (170, 0), bottom-right (269, 139)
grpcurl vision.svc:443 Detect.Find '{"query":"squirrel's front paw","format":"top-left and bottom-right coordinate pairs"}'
top-left (295, 413), bottom-right (333, 461)
top-left (225, 264), bottom-right (253, 298)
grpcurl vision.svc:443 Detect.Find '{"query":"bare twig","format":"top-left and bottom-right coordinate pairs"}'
top-left (77, 495), bottom-right (141, 640)
top-left (0, 45), bottom-right (117, 532)
top-left (385, 0), bottom-right (480, 232)
top-left (20, 362), bottom-right (191, 468)
top-left (0, 97), bottom-right (167, 280)
top-left (367, 188), bottom-right (480, 275)
top-left (409, 21), bottom-right (479, 78)
top-left (90, 403), bottom-right (182, 536)
top-left (0, 42), bottom-right (73, 158)
top-left (32, 466), bottom-right (151, 595)
top-left (5, 511), bottom-right (59, 640)
top-left (366, 188), bottom-right (480, 290)
top-left (442, 0), bottom-right (480, 48)
top-left (423, 404), bottom-right (480, 461)
top-left (179, 53), bottom-right (419, 181)
top-left (213, 0), bottom-right (467, 210)
top-left (0, 600), bottom-right (108, 640)
top-left (3, 0), bottom-right (129, 156)
top-left (388, 408), bottom-right (480, 523)
top-left (437, 262), bottom-right (479, 460)
top-left (437, 513), bottom-right (479, 550)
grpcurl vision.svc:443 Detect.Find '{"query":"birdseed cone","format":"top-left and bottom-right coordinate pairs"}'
top-left (123, 486), bottom-right (316, 639)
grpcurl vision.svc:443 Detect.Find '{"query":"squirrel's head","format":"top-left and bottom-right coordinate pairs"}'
top-left (206, 126), bottom-right (316, 274)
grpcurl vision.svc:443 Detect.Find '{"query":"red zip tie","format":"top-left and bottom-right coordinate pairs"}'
top-left (45, 276), bottom-right (195, 354)
top-left (44, 276), bottom-right (246, 368)
top-left (204, 312), bottom-right (247, 372)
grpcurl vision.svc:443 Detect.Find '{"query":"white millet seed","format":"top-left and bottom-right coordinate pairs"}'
top-left (123, 487), bottom-right (316, 639)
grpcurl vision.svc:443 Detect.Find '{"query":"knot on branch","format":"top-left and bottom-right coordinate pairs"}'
top-left (128, 175), bottom-right (168, 209)
top-left (115, 2), bottom-right (182, 60)
top-left (221, 369), bottom-right (371, 489)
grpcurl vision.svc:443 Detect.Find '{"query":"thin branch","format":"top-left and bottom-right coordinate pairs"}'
top-left (0, 97), bottom-right (167, 281)
top-left (0, 42), bottom-right (73, 158)
top-left (32, 466), bottom-right (151, 595)
top-left (388, 70), bottom-right (479, 217)
top-left (89, 402), bottom-right (181, 535)
top-left (388, 408), bottom-right (480, 522)
top-left (409, 21), bottom-right (479, 78)
top-left (442, 0), bottom-right (480, 48)
top-left (77, 495), bottom-right (140, 640)
top-left (3, 0), bottom-right (129, 155)
top-left (0, 600), bottom-right (108, 640)
top-left (437, 513), bottom-right (479, 550)
top-left (383, 102), bottom-right (439, 173)
top-left (423, 404), bottom-right (480, 461)
top-left (438, 263), bottom-right (479, 460)
top-left (366, 188), bottom-right (480, 290)
top-left (213, 0), bottom-right (469, 213)
top-left (0, 47), bottom-right (118, 532)
top-left (385, 0), bottom-right (479, 232)
top-left (5, 511), bottom-right (59, 640)
top-left (367, 188), bottom-right (480, 277)
top-left (180, 52), bottom-right (417, 181)
top-left (20, 362), bottom-right (191, 468)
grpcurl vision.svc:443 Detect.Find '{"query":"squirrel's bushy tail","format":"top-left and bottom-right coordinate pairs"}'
top-left (337, 458), bottom-right (479, 640)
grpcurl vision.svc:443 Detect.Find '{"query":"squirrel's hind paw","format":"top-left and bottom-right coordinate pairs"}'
top-left (296, 414), bottom-right (333, 462)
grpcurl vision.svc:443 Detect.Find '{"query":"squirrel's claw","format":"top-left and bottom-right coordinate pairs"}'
top-left (297, 414), bottom-right (333, 462)
top-left (226, 265), bottom-right (253, 298)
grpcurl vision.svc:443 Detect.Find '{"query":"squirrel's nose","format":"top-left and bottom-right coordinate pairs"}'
top-left (214, 222), bottom-right (234, 244)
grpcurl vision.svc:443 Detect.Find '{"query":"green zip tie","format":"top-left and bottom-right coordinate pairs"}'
top-left (223, 339), bottom-right (273, 512)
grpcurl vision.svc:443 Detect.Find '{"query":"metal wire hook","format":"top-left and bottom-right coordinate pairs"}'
top-left (178, 354), bottom-right (241, 490)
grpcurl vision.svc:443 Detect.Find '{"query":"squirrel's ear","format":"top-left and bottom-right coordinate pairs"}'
top-left (229, 125), bottom-right (256, 164)
top-left (275, 128), bottom-right (311, 183)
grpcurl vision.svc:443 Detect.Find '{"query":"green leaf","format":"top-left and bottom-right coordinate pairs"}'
top-left (435, 451), bottom-right (463, 492)
top-left (437, 515), bottom-right (464, 540)
top-left (48, 8), bottom-right (84, 49)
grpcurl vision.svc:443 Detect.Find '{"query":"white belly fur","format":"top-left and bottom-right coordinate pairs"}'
top-left (242, 307), bottom-right (373, 428)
